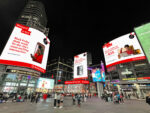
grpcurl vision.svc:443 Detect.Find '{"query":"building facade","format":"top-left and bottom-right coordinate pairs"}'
top-left (106, 59), bottom-right (150, 99)
top-left (41, 57), bottom-right (73, 90)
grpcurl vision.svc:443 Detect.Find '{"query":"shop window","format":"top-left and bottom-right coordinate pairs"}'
top-left (21, 76), bottom-right (28, 83)
top-left (111, 71), bottom-right (120, 80)
top-left (5, 73), bottom-right (18, 82)
top-left (136, 70), bottom-right (150, 77)
top-left (29, 77), bottom-right (37, 84)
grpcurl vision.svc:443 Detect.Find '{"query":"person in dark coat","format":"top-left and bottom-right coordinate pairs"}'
top-left (146, 93), bottom-right (150, 105)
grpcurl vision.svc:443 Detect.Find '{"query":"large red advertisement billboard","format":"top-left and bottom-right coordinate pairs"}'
top-left (103, 32), bottom-right (146, 68)
top-left (0, 23), bottom-right (50, 73)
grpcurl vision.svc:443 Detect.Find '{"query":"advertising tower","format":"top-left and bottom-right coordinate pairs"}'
top-left (0, 0), bottom-right (50, 94)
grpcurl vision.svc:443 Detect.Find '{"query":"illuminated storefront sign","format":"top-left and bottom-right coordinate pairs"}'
top-left (137, 77), bottom-right (150, 80)
top-left (65, 80), bottom-right (89, 84)
top-left (7, 69), bottom-right (39, 77)
top-left (122, 78), bottom-right (136, 80)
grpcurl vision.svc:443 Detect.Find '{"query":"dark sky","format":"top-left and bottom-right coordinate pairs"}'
top-left (0, 0), bottom-right (150, 64)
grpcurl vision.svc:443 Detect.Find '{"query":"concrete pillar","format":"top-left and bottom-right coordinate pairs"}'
top-left (97, 82), bottom-right (104, 98)
top-left (117, 84), bottom-right (121, 94)
top-left (134, 83), bottom-right (141, 99)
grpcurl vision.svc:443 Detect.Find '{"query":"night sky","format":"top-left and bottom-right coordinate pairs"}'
top-left (0, 0), bottom-right (150, 64)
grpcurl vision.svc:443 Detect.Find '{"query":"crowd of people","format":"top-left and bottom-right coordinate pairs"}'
top-left (71, 93), bottom-right (89, 107)
top-left (53, 92), bottom-right (90, 108)
top-left (53, 93), bottom-right (64, 109)
top-left (101, 91), bottom-right (124, 104)
top-left (0, 92), bottom-right (50, 104)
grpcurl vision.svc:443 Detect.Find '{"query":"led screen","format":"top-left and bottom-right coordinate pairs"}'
top-left (92, 68), bottom-right (101, 82)
top-left (74, 52), bottom-right (88, 79)
top-left (0, 23), bottom-right (50, 73)
top-left (37, 78), bottom-right (54, 89)
top-left (103, 32), bottom-right (146, 68)
top-left (134, 23), bottom-right (150, 64)
top-left (92, 68), bottom-right (105, 82)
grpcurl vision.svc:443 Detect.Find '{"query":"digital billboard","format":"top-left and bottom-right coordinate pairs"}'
top-left (134, 23), bottom-right (150, 64)
top-left (0, 23), bottom-right (50, 73)
top-left (92, 68), bottom-right (101, 82)
top-left (74, 52), bottom-right (88, 79)
top-left (37, 78), bottom-right (54, 89)
top-left (103, 32), bottom-right (146, 68)
top-left (92, 68), bottom-right (105, 82)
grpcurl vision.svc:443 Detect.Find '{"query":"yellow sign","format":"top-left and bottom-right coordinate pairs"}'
top-left (122, 78), bottom-right (136, 80)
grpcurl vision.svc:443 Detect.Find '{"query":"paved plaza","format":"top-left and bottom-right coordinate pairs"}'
top-left (0, 97), bottom-right (150, 113)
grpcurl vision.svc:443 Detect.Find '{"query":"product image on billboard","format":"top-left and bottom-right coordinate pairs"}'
top-left (0, 23), bottom-right (50, 73)
top-left (103, 32), bottom-right (146, 68)
top-left (37, 78), bottom-right (54, 89)
top-left (134, 23), bottom-right (150, 64)
top-left (74, 52), bottom-right (88, 79)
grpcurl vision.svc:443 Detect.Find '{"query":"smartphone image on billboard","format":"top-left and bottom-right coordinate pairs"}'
top-left (77, 65), bottom-right (83, 75)
top-left (31, 42), bottom-right (45, 64)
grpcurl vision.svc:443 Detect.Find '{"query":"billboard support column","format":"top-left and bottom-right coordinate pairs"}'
top-left (97, 82), bottom-right (101, 98)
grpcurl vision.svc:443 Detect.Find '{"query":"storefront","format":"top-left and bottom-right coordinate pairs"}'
top-left (0, 66), bottom-right (40, 94)
top-left (54, 84), bottom-right (64, 93)
top-left (64, 80), bottom-right (89, 93)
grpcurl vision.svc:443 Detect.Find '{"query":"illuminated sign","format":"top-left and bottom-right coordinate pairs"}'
top-left (37, 78), bottom-right (54, 89)
top-left (103, 32), bottom-right (146, 68)
top-left (137, 77), bottom-right (150, 80)
top-left (134, 23), bottom-right (150, 64)
top-left (122, 78), bottom-right (136, 80)
top-left (0, 23), bottom-right (50, 73)
top-left (7, 69), bottom-right (39, 77)
top-left (92, 68), bottom-right (102, 82)
top-left (65, 80), bottom-right (89, 84)
top-left (74, 52), bottom-right (88, 79)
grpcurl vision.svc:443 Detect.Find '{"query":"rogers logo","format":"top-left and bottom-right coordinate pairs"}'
top-left (75, 58), bottom-right (85, 64)
top-left (103, 42), bottom-right (112, 48)
top-left (74, 55), bottom-right (79, 58)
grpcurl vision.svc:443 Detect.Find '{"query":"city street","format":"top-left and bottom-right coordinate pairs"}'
top-left (0, 97), bottom-right (150, 113)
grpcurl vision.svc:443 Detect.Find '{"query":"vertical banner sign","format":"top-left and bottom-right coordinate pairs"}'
top-left (74, 52), bottom-right (88, 80)
top-left (101, 61), bottom-right (105, 82)
top-left (134, 23), bottom-right (150, 64)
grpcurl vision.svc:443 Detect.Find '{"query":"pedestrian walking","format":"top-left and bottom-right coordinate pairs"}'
top-left (72, 93), bottom-right (76, 105)
top-left (146, 93), bottom-right (150, 105)
top-left (54, 92), bottom-right (57, 108)
top-left (59, 93), bottom-right (64, 108)
top-left (23, 93), bottom-right (28, 102)
top-left (35, 93), bottom-right (40, 103)
top-left (43, 93), bottom-right (48, 102)
top-left (84, 94), bottom-right (87, 102)
top-left (120, 93), bottom-right (124, 104)
top-left (31, 93), bottom-right (36, 103)
top-left (116, 93), bottom-right (121, 104)
top-left (12, 93), bottom-right (17, 102)
top-left (77, 94), bottom-right (81, 107)
top-left (57, 93), bottom-right (61, 108)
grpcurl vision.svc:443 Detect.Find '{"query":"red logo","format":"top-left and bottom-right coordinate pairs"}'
top-left (103, 42), bottom-right (112, 48)
top-left (74, 55), bottom-right (79, 58)
top-left (16, 23), bottom-right (31, 35)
